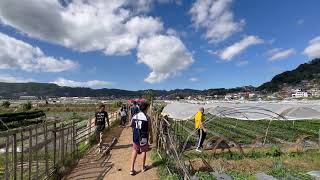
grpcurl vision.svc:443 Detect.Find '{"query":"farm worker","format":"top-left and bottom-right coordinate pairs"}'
top-left (129, 101), bottom-right (153, 175)
top-left (119, 106), bottom-right (127, 127)
top-left (195, 107), bottom-right (206, 152)
top-left (95, 104), bottom-right (110, 153)
top-left (130, 101), bottom-right (140, 117)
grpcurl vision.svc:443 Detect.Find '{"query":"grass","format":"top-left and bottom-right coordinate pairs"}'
top-left (149, 149), bottom-right (183, 180)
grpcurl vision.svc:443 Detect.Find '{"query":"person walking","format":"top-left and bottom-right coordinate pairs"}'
top-left (129, 102), bottom-right (152, 175)
top-left (130, 101), bottom-right (140, 117)
top-left (195, 107), bottom-right (206, 152)
top-left (95, 104), bottom-right (109, 153)
top-left (119, 106), bottom-right (127, 127)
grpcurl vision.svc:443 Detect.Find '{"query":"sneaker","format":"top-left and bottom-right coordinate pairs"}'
top-left (195, 148), bottom-right (203, 153)
top-left (130, 170), bottom-right (136, 176)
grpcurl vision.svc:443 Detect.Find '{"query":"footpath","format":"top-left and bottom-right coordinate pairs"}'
top-left (65, 126), bottom-right (158, 180)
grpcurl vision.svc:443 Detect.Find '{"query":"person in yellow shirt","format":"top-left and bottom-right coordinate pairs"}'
top-left (194, 107), bottom-right (206, 152)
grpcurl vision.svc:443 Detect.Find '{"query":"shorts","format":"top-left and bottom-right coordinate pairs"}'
top-left (133, 143), bottom-right (149, 153)
top-left (96, 125), bottom-right (105, 132)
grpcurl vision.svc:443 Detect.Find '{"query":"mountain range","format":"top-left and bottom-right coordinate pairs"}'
top-left (0, 58), bottom-right (319, 98)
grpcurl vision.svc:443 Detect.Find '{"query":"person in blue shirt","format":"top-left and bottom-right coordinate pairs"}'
top-left (129, 101), bottom-right (152, 175)
top-left (130, 101), bottom-right (140, 117)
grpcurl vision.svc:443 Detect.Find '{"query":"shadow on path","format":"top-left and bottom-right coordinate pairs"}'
top-left (63, 126), bottom-right (125, 180)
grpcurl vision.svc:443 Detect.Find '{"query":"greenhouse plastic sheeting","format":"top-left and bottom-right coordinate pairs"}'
top-left (161, 101), bottom-right (320, 120)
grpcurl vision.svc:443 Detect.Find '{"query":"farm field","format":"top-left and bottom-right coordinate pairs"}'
top-left (167, 115), bottom-right (320, 179)
top-left (173, 114), bottom-right (320, 145)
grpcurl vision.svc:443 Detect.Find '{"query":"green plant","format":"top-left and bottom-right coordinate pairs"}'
top-left (1, 101), bottom-right (10, 108)
top-left (267, 163), bottom-right (313, 180)
top-left (21, 101), bottom-right (32, 111)
top-left (195, 171), bottom-right (216, 180)
top-left (165, 174), bottom-right (181, 180)
top-left (227, 171), bottom-right (255, 180)
top-left (143, 90), bottom-right (154, 102)
top-left (111, 101), bottom-right (122, 108)
top-left (266, 146), bottom-right (282, 157)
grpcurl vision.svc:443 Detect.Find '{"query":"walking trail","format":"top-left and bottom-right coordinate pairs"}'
top-left (65, 126), bottom-right (158, 180)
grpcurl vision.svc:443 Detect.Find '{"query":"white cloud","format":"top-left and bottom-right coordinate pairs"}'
top-left (216, 36), bottom-right (264, 61)
top-left (51, 78), bottom-right (112, 88)
top-left (303, 35), bottom-right (320, 58)
top-left (0, 32), bottom-right (78, 72)
top-left (190, 0), bottom-right (245, 43)
top-left (297, 19), bottom-right (304, 25)
top-left (0, 74), bottom-right (34, 83)
top-left (267, 48), bottom-right (296, 61)
top-left (189, 77), bottom-right (199, 82)
top-left (0, 0), bottom-right (164, 56)
top-left (236, 60), bottom-right (248, 67)
top-left (137, 35), bottom-right (194, 83)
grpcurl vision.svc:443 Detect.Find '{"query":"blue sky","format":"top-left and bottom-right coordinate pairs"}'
top-left (0, 0), bottom-right (319, 90)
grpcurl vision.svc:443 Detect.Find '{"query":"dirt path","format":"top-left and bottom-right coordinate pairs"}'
top-left (65, 126), bottom-right (158, 180)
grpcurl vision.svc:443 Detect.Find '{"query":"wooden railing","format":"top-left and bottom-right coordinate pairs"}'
top-left (0, 111), bottom-right (118, 180)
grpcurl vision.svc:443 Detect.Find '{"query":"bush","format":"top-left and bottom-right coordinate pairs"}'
top-left (266, 145), bottom-right (282, 157)
top-left (1, 101), bottom-right (10, 108)
top-left (22, 101), bottom-right (32, 111)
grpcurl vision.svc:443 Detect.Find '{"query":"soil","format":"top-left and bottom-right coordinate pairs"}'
top-left (64, 126), bottom-right (158, 180)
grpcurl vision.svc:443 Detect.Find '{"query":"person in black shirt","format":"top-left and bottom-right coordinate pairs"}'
top-left (95, 104), bottom-right (109, 153)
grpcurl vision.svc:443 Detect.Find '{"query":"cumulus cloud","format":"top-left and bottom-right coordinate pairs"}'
top-left (189, 77), bottom-right (199, 82)
top-left (51, 78), bottom-right (112, 88)
top-left (216, 36), bottom-right (264, 61)
top-left (303, 36), bottom-right (320, 58)
top-left (190, 0), bottom-right (245, 43)
top-left (267, 48), bottom-right (296, 61)
top-left (137, 35), bottom-right (194, 83)
top-left (0, 74), bottom-right (34, 83)
top-left (0, 32), bottom-right (78, 72)
top-left (0, 0), bottom-right (164, 55)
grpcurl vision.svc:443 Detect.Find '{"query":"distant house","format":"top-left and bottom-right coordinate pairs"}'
top-left (19, 96), bottom-right (38, 100)
top-left (248, 93), bottom-right (256, 99)
top-left (224, 94), bottom-right (232, 100)
top-left (291, 89), bottom-right (309, 98)
top-left (205, 95), bottom-right (214, 100)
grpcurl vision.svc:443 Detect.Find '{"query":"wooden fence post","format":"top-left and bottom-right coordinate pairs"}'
top-left (53, 121), bottom-right (57, 171)
top-left (5, 135), bottom-right (9, 180)
top-left (44, 122), bottom-right (49, 178)
top-left (13, 133), bottom-right (17, 180)
top-left (60, 123), bottom-right (64, 163)
top-left (72, 119), bottom-right (75, 159)
top-left (28, 129), bottom-right (32, 180)
top-left (66, 126), bottom-right (69, 155)
top-left (20, 131), bottom-right (24, 180)
top-left (35, 124), bottom-right (39, 179)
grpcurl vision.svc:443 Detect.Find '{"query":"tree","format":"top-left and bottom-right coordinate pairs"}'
top-left (143, 90), bottom-right (154, 102)
top-left (1, 101), bottom-right (10, 108)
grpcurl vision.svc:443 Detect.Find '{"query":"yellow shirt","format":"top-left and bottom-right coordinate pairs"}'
top-left (194, 111), bottom-right (204, 129)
